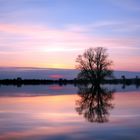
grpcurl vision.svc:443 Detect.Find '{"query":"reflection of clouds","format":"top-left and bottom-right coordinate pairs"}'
top-left (0, 85), bottom-right (77, 96)
top-left (0, 95), bottom-right (81, 133)
top-left (0, 126), bottom-right (81, 140)
top-left (48, 85), bottom-right (64, 90)
top-left (0, 92), bottom-right (140, 140)
top-left (76, 84), bottom-right (114, 123)
top-left (0, 84), bottom-right (139, 97)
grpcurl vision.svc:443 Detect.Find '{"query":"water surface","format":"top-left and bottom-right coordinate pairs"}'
top-left (0, 85), bottom-right (140, 140)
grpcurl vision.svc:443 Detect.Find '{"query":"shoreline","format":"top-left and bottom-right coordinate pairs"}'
top-left (0, 78), bottom-right (139, 86)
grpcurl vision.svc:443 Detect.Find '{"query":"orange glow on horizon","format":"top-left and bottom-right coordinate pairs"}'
top-left (0, 23), bottom-right (140, 71)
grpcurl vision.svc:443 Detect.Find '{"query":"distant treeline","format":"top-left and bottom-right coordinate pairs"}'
top-left (0, 77), bottom-right (140, 87)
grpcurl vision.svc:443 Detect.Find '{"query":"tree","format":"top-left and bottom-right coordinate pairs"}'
top-left (76, 47), bottom-right (113, 83)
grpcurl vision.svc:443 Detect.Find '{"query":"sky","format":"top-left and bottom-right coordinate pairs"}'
top-left (0, 0), bottom-right (140, 71)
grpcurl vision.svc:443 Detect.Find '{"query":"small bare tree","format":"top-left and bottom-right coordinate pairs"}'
top-left (76, 47), bottom-right (113, 83)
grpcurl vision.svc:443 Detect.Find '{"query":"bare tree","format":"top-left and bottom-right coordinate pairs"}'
top-left (76, 47), bottom-right (113, 83)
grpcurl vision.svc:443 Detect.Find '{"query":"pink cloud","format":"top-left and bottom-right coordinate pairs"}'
top-left (0, 23), bottom-right (140, 71)
top-left (49, 74), bottom-right (63, 79)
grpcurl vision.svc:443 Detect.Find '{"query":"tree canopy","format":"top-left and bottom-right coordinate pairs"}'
top-left (76, 47), bottom-right (113, 83)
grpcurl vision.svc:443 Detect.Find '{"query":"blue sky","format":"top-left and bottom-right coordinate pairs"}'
top-left (1, 0), bottom-right (140, 26)
top-left (0, 0), bottom-right (140, 71)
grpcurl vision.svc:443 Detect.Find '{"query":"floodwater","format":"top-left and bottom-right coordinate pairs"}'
top-left (0, 85), bottom-right (140, 140)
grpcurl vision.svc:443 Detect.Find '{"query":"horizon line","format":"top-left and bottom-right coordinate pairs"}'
top-left (0, 66), bottom-right (140, 73)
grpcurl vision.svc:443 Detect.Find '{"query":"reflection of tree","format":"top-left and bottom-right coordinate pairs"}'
top-left (76, 84), bottom-right (114, 123)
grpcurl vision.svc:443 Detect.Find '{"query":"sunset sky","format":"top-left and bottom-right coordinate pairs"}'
top-left (0, 0), bottom-right (140, 71)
